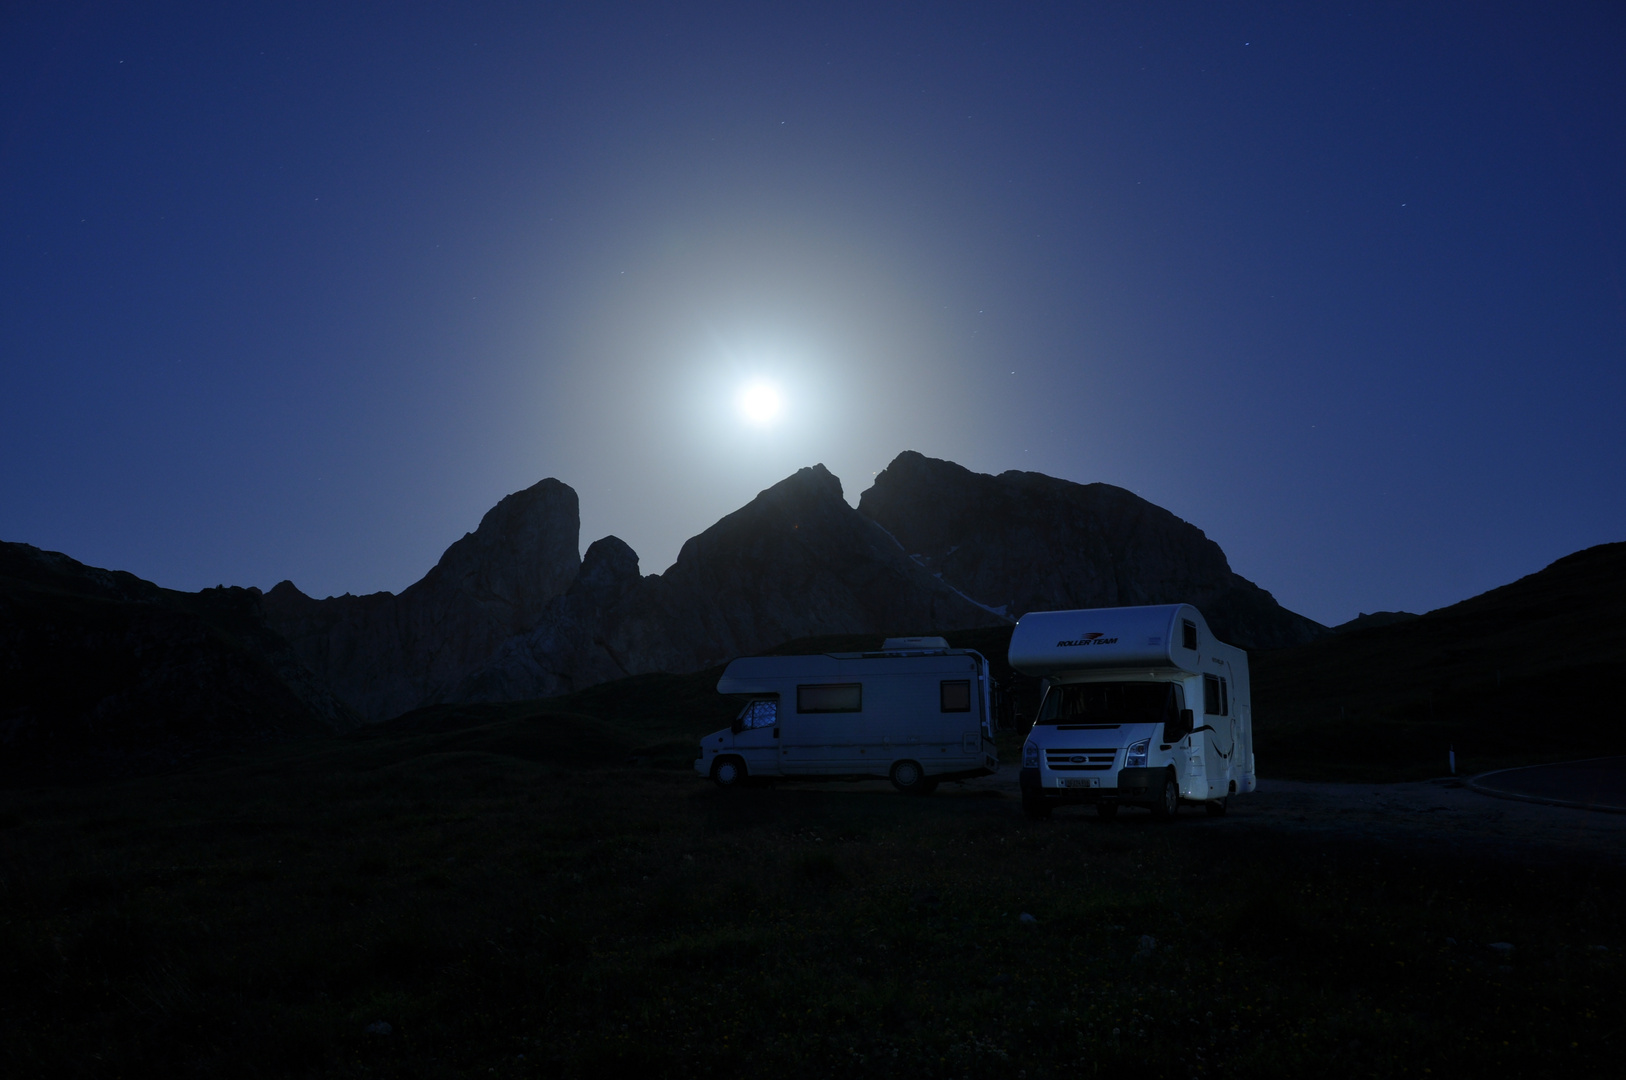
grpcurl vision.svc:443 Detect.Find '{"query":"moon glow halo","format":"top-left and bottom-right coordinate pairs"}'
top-left (737, 381), bottom-right (782, 426)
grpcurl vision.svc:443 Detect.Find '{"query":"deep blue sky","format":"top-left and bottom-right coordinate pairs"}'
top-left (3, 2), bottom-right (1623, 626)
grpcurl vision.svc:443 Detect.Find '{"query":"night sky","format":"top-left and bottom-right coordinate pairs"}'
top-left (3, 3), bottom-right (1623, 627)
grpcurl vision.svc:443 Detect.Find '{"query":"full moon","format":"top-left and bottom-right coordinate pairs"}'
top-left (737, 381), bottom-right (782, 425)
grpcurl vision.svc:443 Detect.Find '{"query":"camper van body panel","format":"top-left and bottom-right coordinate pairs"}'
top-left (698, 650), bottom-right (998, 783)
top-left (1008, 604), bottom-right (1202, 677)
top-left (1012, 605), bottom-right (1255, 811)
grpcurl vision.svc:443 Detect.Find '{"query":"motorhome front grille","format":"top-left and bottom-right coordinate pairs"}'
top-left (1045, 748), bottom-right (1118, 771)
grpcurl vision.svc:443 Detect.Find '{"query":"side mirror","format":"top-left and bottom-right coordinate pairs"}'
top-left (1163, 708), bottom-right (1194, 743)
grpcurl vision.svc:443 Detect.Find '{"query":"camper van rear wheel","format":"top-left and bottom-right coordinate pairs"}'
top-left (890, 760), bottom-right (933, 795)
top-left (711, 756), bottom-right (747, 789)
top-left (1150, 774), bottom-right (1179, 819)
top-left (1205, 794), bottom-right (1229, 817)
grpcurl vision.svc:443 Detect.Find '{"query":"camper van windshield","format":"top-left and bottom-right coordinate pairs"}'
top-left (1035, 682), bottom-right (1177, 726)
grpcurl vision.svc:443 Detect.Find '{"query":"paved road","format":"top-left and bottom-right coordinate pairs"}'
top-left (938, 767), bottom-right (1626, 865)
top-left (770, 760), bottom-right (1626, 863)
top-left (1470, 756), bottom-right (1626, 813)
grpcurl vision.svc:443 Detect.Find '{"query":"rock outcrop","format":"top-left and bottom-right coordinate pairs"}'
top-left (262, 477), bottom-right (581, 722)
top-left (452, 534), bottom-right (645, 702)
top-left (456, 465), bottom-right (1004, 700)
top-left (0, 542), bottom-right (356, 780)
top-left (857, 451), bottom-right (1326, 650)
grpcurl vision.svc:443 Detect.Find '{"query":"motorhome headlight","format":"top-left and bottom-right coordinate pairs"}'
top-left (1125, 739), bottom-right (1150, 769)
top-left (1022, 741), bottom-right (1040, 768)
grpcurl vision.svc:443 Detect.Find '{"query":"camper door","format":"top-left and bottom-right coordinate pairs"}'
top-left (731, 698), bottom-right (780, 774)
top-left (1200, 669), bottom-right (1238, 798)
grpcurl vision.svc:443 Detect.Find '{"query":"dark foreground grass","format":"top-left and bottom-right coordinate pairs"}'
top-left (2, 716), bottom-right (1622, 1078)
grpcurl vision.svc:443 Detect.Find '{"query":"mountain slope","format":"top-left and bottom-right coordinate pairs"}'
top-left (1251, 541), bottom-right (1626, 779)
top-left (262, 477), bottom-right (581, 722)
top-left (857, 451), bottom-right (1325, 650)
top-left (0, 542), bottom-right (356, 781)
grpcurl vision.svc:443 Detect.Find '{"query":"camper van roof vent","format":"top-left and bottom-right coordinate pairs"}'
top-left (880, 636), bottom-right (951, 651)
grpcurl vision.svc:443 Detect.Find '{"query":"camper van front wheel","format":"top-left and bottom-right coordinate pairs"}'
top-left (1150, 773), bottom-right (1179, 819)
top-left (890, 760), bottom-right (936, 795)
top-left (711, 756), bottom-right (747, 789)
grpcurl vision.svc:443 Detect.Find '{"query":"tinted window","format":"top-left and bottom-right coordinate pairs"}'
top-left (940, 680), bottom-right (971, 712)
top-left (797, 683), bottom-right (862, 713)
top-left (1203, 674), bottom-right (1229, 716)
top-left (1182, 620), bottom-right (1198, 650)
top-left (1035, 682), bottom-right (1180, 726)
top-left (738, 699), bottom-right (777, 728)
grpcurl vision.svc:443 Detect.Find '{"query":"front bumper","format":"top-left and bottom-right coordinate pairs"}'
top-left (1020, 766), bottom-right (1165, 805)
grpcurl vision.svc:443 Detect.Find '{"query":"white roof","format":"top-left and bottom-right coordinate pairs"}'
top-left (882, 636), bottom-right (949, 650)
top-left (716, 649), bottom-right (981, 693)
top-left (1007, 603), bottom-right (1210, 676)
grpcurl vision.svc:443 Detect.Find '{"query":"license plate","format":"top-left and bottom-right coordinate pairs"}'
top-left (1058, 777), bottom-right (1100, 789)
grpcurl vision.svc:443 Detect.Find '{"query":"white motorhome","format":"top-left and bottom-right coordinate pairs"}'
top-left (696, 637), bottom-right (1000, 793)
top-left (1009, 604), bottom-right (1254, 819)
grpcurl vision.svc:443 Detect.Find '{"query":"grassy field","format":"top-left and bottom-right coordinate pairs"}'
top-left (2, 694), bottom-right (1622, 1079)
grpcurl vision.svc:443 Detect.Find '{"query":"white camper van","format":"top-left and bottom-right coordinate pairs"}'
top-left (1009, 605), bottom-right (1254, 820)
top-left (696, 638), bottom-right (1000, 793)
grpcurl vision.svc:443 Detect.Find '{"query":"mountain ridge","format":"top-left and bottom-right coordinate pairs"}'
top-left (0, 541), bottom-right (358, 781)
top-left (1251, 539), bottom-right (1626, 778)
top-left (5, 453), bottom-right (1337, 770)
top-left (453, 464), bottom-right (1003, 703)
top-left (858, 451), bottom-right (1326, 650)
top-left (262, 477), bottom-right (580, 721)
top-left (264, 453), bottom-right (1326, 720)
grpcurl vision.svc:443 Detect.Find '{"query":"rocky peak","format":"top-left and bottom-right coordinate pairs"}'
top-left (604, 462), bottom-right (1004, 674)
top-left (664, 464), bottom-right (846, 570)
top-left (405, 477), bottom-right (581, 628)
top-left (575, 535), bottom-right (641, 600)
top-left (261, 477), bottom-right (584, 721)
top-left (858, 451), bottom-right (1324, 650)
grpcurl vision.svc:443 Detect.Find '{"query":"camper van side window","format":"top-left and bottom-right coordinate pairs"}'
top-left (1182, 620), bottom-right (1198, 651)
top-left (739, 699), bottom-right (777, 729)
top-left (1203, 674), bottom-right (1228, 716)
top-left (940, 680), bottom-right (971, 712)
top-left (797, 683), bottom-right (862, 713)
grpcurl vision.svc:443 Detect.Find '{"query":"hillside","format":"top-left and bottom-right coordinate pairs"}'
top-left (1250, 541), bottom-right (1626, 780)
top-left (0, 542), bottom-right (356, 782)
